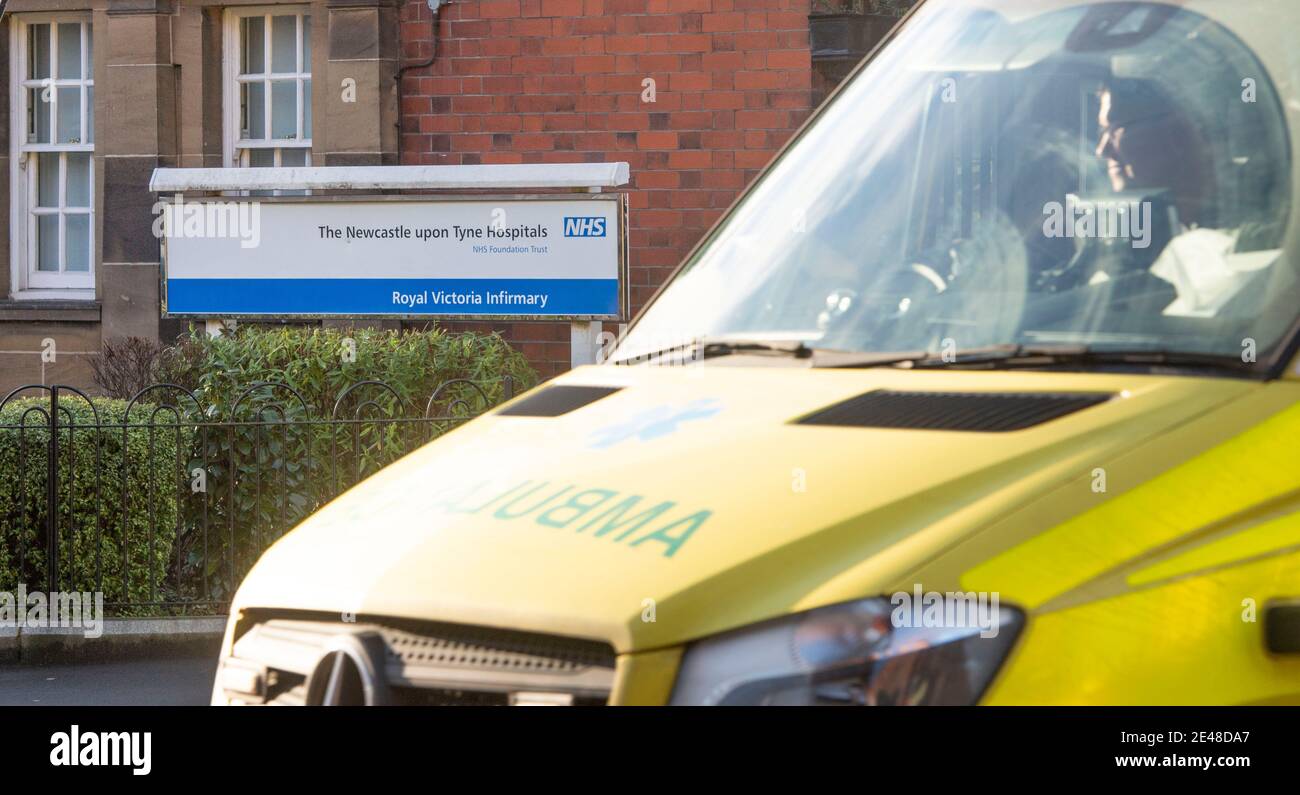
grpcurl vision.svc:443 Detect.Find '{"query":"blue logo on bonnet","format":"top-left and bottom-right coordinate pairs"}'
top-left (587, 399), bottom-right (722, 449)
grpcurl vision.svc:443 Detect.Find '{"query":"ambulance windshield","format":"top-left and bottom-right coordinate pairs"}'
top-left (614, 0), bottom-right (1297, 373)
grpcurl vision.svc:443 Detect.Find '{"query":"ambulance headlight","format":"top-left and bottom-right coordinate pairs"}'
top-left (668, 596), bottom-right (1023, 705)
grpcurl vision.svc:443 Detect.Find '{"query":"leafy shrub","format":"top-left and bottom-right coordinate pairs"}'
top-left (0, 397), bottom-right (193, 606)
top-left (156, 325), bottom-right (536, 419)
top-left (4, 327), bottom-right (534, 609)
top-left (149, 325), bottom-right (537, 601)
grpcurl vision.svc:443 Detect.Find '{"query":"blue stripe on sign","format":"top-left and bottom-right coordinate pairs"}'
top-left (166, 278), bottom-right (619, 316)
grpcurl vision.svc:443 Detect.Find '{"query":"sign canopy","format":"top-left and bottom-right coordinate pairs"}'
top-left (149, 162), bottom-right (630, 193)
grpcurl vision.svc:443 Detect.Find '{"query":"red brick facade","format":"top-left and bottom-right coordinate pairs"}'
top-left (398, 0), bottom-right (815, 378)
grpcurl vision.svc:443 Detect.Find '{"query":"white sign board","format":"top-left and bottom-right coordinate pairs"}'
top-left (161, 195), bottom-right (625, 319)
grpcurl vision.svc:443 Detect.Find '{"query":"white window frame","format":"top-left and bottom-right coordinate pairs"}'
top-left (222, 6), bottom-right (312, 174)
top-left (8, 12), bottom-right (95, 299)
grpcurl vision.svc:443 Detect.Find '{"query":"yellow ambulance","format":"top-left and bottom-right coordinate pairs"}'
top-left (214, 0), bottom-right (1300, 705)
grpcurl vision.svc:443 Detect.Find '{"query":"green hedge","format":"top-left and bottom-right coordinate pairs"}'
top-left (0, 398), bottom-right (192, 604)
top-left (2, 327), bottom-right (535, 610)
top-left (157, 325), bottom-right (537, 419)
top-left (149, 325), bottom-right (538, 601)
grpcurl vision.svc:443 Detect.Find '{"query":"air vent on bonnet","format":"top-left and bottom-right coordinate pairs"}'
top-left (798, 390), bottom-right (1112, 432)
top-left (496, 385), bottom-right (622, 417)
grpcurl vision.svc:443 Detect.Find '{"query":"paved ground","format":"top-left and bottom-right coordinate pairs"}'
top-left (0, 657), bottom-right (218, 706)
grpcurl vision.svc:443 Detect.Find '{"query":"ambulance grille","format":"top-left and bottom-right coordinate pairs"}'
top-left (496, 385), bottom-right (622, 417)
top-left (225, 614), bottom-right (616, 706)
top-left (798, 390), bottom-right (1112, 432)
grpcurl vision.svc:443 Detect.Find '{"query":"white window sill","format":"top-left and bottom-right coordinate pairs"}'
top-left (9, 289), bottom-right (95, 302)
top-left (0, 294), bottom-right (100, 322)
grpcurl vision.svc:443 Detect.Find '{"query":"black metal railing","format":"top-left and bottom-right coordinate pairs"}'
top-left (0, 376), bottom-right (512, 615)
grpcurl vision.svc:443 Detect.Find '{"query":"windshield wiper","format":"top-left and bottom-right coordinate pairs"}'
top-left (698, 338), bottom-right (815, 360)
top-left (612, 336), bottom-right (819, 365)
top-left (815, 343), bottom-right (1261, 376)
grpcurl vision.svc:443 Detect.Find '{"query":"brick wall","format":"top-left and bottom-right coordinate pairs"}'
top-left (399, 0), bottom-right (814, 379)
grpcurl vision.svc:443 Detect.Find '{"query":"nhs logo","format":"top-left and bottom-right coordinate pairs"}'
top-left (563, 217), bottom-right (607, 237)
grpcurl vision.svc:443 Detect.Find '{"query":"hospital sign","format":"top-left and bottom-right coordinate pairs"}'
top-left (160, 194), bottom-right (626, 320)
